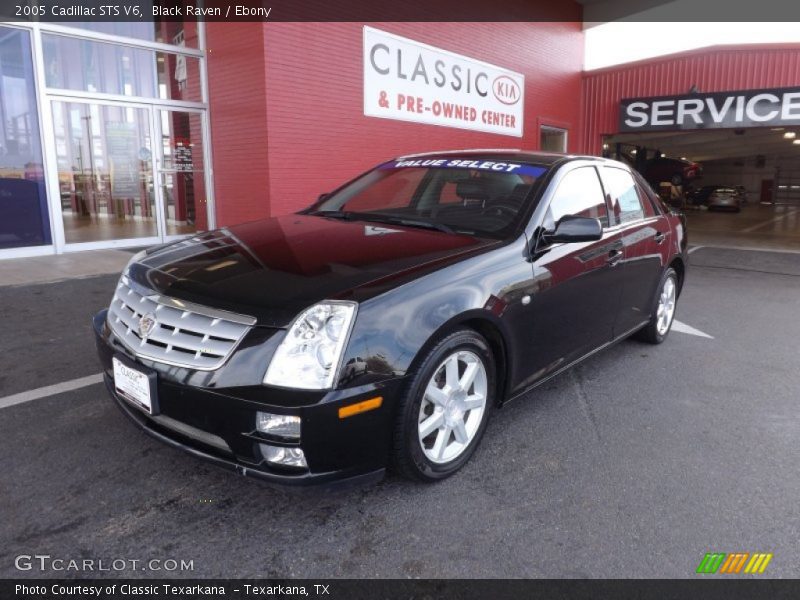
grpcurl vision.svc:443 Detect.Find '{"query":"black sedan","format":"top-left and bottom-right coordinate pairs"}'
top-left (93, 151), bottom-right (688, 486)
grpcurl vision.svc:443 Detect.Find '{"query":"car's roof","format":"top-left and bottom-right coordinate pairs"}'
top-left (395, 149), bottom-right (600, 166)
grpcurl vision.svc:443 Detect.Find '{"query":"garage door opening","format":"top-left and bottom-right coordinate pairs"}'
top-left (602, 128), bottom-right (800, 253)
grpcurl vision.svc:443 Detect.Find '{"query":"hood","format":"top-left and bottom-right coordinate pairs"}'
top-left (128, 214), bottom-right (499, 327)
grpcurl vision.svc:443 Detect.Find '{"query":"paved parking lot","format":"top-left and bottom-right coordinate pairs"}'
top-left (1, 246), bottom-right (799, 578)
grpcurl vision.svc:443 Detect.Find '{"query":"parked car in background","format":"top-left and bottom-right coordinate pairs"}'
top-left (688, 185), bottom-right (746, 210)
top-left (643, 157), bottom-right (702, 187)
top-left (687, 185), bottom-right (718, 206)
top-left (94, 151), bottom-right (688, 487)
top-left (707, 187), bottom-right (743, 212)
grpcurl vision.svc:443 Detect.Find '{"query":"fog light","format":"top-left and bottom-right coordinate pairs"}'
top-left (256, 412), bottom-right (301, 440)
top-left (260, 444), bottom-right (307, 469)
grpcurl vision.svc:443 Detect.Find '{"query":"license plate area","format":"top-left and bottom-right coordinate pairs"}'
top-left (113, 355), bottom-right (159, 415)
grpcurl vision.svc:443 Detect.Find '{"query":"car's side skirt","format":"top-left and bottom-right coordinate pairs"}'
top-left (502, 320), bottom-right (649, 405)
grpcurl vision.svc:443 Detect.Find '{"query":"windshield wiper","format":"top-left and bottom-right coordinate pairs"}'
top-left (361, 215), bottom-right (455, 234)
top-left (309, 210), bottom-right (358, 220)
top-left (310, 210), bottom-right (456, 234)
top-left (396, 219), bottom-right (455, 234)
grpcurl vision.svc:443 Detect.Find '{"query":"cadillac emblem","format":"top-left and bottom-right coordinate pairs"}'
top-left (138, 313), bottom-right (157, 338)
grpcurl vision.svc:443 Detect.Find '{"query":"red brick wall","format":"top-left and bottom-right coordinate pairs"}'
top-left (207, 18), bottom-right (584, 224)
top-left (205, 23), bottom-right (271, 226)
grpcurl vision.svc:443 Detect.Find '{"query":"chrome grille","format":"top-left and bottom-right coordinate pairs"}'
top-left (107, 275), bottom-right (256, 370)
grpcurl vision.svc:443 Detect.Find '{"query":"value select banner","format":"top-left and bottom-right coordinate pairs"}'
top-left (363, 26), bottom-right (524, 137)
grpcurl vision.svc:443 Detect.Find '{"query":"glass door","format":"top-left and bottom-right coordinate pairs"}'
top-left (51, 100), bottom-right (160, 245)
top-left (156, 108), bottom-right (208, 236)
top-left (49, 98), bottom-right (211, 249)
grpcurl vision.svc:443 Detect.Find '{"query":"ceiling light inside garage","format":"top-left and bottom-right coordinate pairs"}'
top-left (783, 132), bottom-right (796, 139)
top-left (793, 139), bottom-right (800, 145)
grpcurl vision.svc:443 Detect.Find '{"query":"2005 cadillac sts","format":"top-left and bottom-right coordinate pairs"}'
top-left (94, 151), bottom-right (687, 487)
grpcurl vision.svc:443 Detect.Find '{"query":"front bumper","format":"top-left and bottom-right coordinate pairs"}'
top-left (93, 310), bottom-right (404, 489)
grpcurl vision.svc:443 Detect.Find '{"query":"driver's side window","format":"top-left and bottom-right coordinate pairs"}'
top-left (545, 166), bottom-right (608, 229)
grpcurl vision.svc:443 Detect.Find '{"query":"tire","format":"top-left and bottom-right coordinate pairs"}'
top-left (392, 329), bottom-right (496, 482)
top-left (636, 267), bottom-right (679, 344)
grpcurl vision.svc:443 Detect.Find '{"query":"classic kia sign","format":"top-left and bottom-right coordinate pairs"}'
top-left (620, 87), bottom-right (800, 132)
top-left (363, 26), bottom-right (524, 137)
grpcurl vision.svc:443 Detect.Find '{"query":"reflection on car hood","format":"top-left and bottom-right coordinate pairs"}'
top-left (127, 215), bottom-right (499, 327)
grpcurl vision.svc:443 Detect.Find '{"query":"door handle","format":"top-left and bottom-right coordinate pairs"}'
top-left (606, 249), bottom-right (622, 266)
top-left (654, 231), bottom-right (666, 244)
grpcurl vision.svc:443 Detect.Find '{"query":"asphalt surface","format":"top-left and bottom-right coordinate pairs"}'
top-left (1, 247), bottom-right (799, 578)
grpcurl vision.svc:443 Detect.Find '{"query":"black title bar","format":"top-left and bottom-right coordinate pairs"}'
top-left (2, 0), bottom-right (800, 22)
top-left (4, 579), bottom-right (800, 600)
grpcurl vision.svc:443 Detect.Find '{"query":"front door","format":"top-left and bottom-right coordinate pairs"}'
top-left (760, 179), bottom-right (774, 204)
top-left (523, 165), bottom-right (625, 385)
top-left (49, 98), bottom-right (209, 249)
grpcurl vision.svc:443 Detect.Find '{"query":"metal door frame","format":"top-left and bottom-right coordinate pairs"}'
top-left (45, 95), bottom-right (213, 253)
top-left (153, 105), bottom-right (211, 241)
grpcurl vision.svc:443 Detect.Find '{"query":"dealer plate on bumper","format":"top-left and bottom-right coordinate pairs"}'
top-left (113, 357), bottom-right (157, 414)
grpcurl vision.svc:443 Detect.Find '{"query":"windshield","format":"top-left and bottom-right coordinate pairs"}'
top-left (308, 158), bottom-right (549, 238)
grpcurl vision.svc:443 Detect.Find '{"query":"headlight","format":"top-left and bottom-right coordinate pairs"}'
top-left (264, 301), bottom-right (357, 390)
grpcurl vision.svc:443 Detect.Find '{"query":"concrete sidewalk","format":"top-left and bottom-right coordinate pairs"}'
top-left (0, 248), bottom-right (138, 287)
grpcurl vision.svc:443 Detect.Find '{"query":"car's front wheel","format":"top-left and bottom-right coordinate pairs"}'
top-left (393, 329), bottom-right (495, 482)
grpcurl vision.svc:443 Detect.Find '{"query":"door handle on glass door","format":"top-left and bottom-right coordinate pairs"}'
top-left (654, 231), bottom-right (666, 244)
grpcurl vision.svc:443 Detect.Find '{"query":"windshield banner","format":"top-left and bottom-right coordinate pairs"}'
top-left (380, 158), bottom-right (545, 177)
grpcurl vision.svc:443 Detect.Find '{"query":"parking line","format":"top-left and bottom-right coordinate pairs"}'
top-left (0, 373), bottom-right (103, 410)
top-left (740, 208), bottom-right (798, 233)
top-left (688, 245), bottom-right (704, 254)
top-left (672, 319), bottom-right (714, 339)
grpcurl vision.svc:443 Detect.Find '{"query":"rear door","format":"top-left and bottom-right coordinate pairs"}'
top-left (524, 165), bottom-right (626, 383)
top-left (601, 166), bottom-right (668, 336)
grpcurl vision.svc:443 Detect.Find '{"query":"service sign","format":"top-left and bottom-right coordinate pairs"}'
top-left (363, 27), bottom-right (524, 137)
top-left (620, 87), bottom-right (800, 132)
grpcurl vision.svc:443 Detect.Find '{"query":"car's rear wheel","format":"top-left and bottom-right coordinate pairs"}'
top-left (393, 329), bottom-right (495, 482)
top-left (636, 267), bottom-right (678, 344)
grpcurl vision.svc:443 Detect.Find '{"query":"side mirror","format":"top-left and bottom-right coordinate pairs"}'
top-left (317, 193), bottom-right (330, 203)
top-left (542, 215), bottom-right (603, 244)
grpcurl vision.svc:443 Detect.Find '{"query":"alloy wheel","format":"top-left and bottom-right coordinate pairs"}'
top-left (417, 350), bottom-right (488, 464)
top-left (656, 276), bottom-right (677, 336)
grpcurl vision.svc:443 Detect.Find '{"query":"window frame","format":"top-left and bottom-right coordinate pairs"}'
top-left (541, 164), bottom-right (609, 231)
top-left (600, 165), bottom-right (647, 227)
top-left (630, 169), bottom-right (667, 216)
top-left (539, 124), bottom-right (569, 153)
